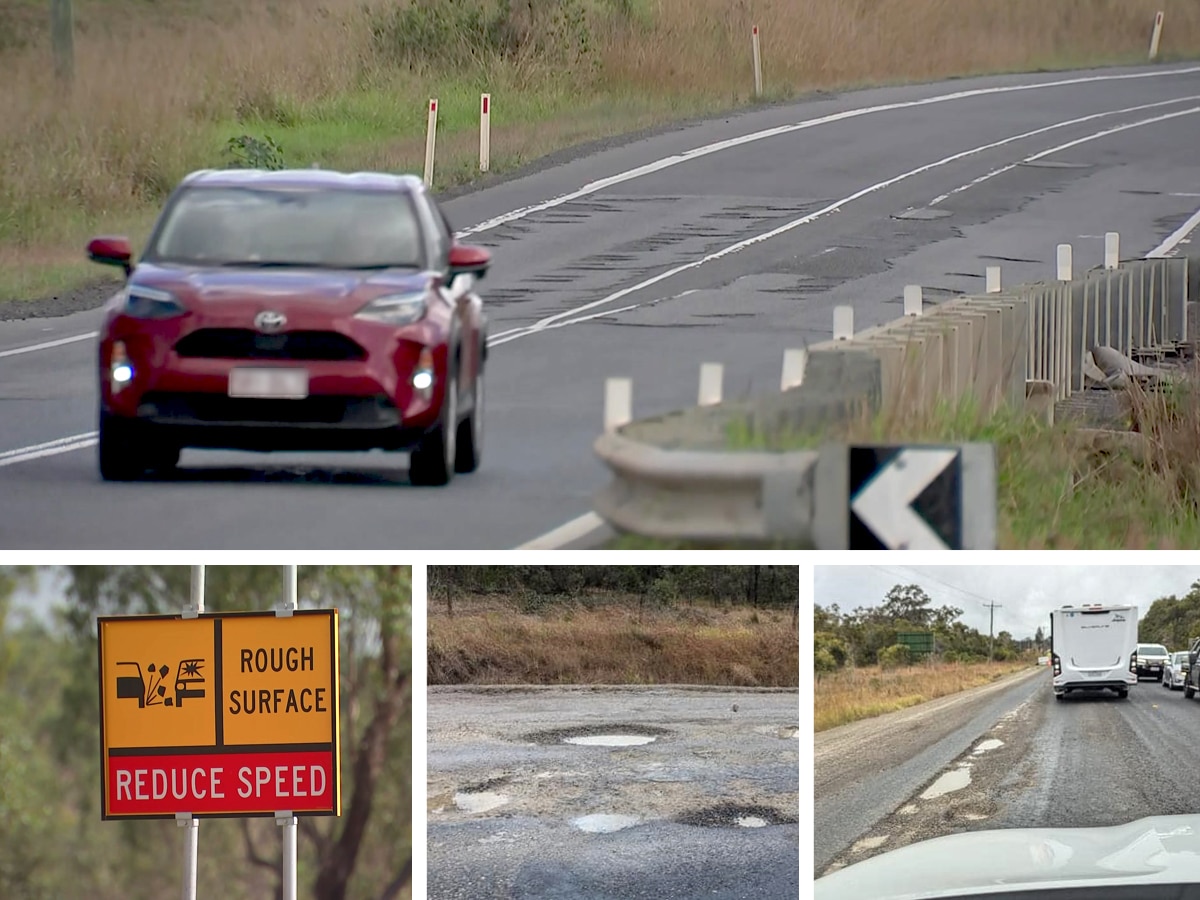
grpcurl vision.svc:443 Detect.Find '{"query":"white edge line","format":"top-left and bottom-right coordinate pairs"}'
top-left (0, 436), bottom-right (96, 468)
top-left (515, 512), bottom-right (607, 550)
top-left (1148, 207), bottom-right (1200, 258)
top-left (928, 95), bottom-right (1200, 205)
top-left (0, 331), bottom-right (98, 360)
top-left (455, 64), bottom-right (1200, 240)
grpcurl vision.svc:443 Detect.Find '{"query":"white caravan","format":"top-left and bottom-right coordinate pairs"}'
top-left (1050, 604), bottom-right (1139, 700)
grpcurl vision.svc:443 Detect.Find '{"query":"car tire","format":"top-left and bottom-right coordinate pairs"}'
top-left (454, 370), bottom-right (483, 474)
top-left (1187, 683), bottom-right (1196, 699)
top-left (1116, 689), bottom-right (1128, 699)
top-left (409, 369), bottom-right (458, 487)
top-left (1054, 693), bottom-right (1063, 701)
top-left (99, 411), bottom-right (178, 481)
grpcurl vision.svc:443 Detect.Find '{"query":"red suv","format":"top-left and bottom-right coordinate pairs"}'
top-left (87, 169), bottom-right (490, 486)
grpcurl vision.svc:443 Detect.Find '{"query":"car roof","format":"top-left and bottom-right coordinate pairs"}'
top-left (179, 169), bottom-right (425, 193)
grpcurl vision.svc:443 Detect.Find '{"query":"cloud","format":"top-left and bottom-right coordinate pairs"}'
top-left (814, 565), bottom-right (1199, 638)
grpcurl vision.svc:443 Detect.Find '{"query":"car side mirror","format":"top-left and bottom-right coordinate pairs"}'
top-left (448, 243), bottom-right (490, 286)
top-left (88, 236), bottom-right (134, 276)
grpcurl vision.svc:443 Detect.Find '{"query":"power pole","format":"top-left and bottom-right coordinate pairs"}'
top-left (50, 0), bottom-right (74, 83)
top-left (983, 601), bottom-right (1002, 662)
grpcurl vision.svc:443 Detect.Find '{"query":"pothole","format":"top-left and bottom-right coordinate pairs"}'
top-left (522, 724), bottom-right (672, 745)
top-left (898, 804), bottom-right (918, 816)
top-left (453, 791), bottom-right (511, 813)
top-left (974, 738), bottom-right (1005, 754)
top-left (566, 734), bottom-right (657, 747)
top-left (673, 803), bottom-right (798, 828)
top-left (571, 813), bottom-right (641, 833)
top-left (459, 775), bottom-right (512, 793)
top-left (920, 767), bottom-right (972, 800)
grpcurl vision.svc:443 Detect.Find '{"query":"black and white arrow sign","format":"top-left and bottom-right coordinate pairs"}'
top-left (849, 447), bottom-right (962, 549)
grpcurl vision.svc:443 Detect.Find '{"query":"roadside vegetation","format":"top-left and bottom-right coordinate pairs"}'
top-left (718, 368), bottom-right (1200, 549)
top-left (0, 566), bottom-right (412, 900)
top-left (428, 565), bottom-right (799, 687)
top-left (4, 0), bottom-right (1200, 301)
top-left (1137, 578), bottom-right (1200, 649)
top-left (814, 583), bottom-right (1039, 731)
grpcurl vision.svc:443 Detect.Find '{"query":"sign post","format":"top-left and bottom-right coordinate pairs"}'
top-left (179, 565), bottom-right (204, 900)
top-left (278, 565), bottom-right (298, 900)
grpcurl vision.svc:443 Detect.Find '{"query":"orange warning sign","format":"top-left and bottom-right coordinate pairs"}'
top-left (98, 610), bottom-right (340, 820)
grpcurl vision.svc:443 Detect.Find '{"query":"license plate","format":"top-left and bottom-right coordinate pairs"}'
top-left (228, 368), bottom-right (308, 399)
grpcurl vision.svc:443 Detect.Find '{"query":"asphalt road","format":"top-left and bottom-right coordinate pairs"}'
top-left (816, 668), bottom-right (1200, 880)
top-left (5, 63), bottom-right (1200, 547)
top-left (425, 686), bottom-right (800, 900)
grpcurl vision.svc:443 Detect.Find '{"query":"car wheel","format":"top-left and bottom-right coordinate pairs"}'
top-left (454, 369), bottom-right (483, 474)
top-left (1187, 683), bottom-right (1196, 699)
top-left (409, 369), bottom-right (458, 487)
top-left (1116, 689), bottom-right (1128, 699)
top-left (99, 411), bottom-right (177, 481)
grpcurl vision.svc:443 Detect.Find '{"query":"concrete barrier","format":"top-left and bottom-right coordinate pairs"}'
top-left (591, 241), bottom-right (1192, 545)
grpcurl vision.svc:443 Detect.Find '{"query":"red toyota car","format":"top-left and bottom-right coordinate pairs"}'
top-left (86, 169), bottom-right (491, 486)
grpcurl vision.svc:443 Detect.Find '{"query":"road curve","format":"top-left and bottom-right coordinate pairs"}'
top-left (4, 63), bottom-right (1200, 548)
top-left (816, 668), bottom-right (1200, 879)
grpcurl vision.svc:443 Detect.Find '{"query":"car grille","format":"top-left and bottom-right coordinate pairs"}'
top-left (174, 329), bottom-right (367, 362)
top-left (138, 392), bottom-right (399, 427)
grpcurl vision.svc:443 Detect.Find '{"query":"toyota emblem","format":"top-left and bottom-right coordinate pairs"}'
top-left (254, 310), bottom-right (287, 333)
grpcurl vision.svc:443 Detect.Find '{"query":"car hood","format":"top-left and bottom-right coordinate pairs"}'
top-left (815, 815), bottom-right (1200, 900)
top-left (129, 263), bottom-right (431, 313)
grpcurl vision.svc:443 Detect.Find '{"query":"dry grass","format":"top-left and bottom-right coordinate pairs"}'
top-left (428, 593), bottom-right (798, 686)
top-left (3, 0), bottom-right (1199, 300)
top-left (814, 659), bottom-right (1034, 732)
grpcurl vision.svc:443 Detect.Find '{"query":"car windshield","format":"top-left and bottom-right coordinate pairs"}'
top-left (147, 186), bottom-right (425, 270)
top-left (1175, 653), bottom-right (1190, 664)
top-left (1138, 644), bottom-right (1168, 656)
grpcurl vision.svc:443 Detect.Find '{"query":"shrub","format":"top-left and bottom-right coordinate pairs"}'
top-left (878, 644), bottom-right (912, 670)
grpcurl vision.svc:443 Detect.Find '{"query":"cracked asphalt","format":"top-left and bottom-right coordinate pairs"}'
top-left (426, 685), bottom-right (800, 899)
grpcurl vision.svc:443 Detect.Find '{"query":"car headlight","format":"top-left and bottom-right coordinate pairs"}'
top-left (355, 292), bottom-right (428, 326)
top-left (121, 285), bottom-right (186, 320)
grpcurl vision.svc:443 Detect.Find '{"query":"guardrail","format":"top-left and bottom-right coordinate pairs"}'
top-left (592, 235), bottom-right (1193, 547)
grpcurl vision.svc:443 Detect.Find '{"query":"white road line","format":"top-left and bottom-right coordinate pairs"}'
top-left (488, 106), bottom-right (1194, 348)
top-left (455, 65), bottom-right (1200, 240)
top-left (0, 331), bottom-right (98, 359)
top-left (0, 433), bottom-right (96, 468)
top-left (516, 512), bottom-right (607, 550)
top-left (1147, 207), bottom-right (1200, 258)
top-left (929, 99), bottom-right (1200, 204)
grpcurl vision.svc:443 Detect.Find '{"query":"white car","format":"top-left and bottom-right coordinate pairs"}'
top-left (1163, 651), bottom-right (1190, 690)
top-left (1136, 642), bottom-right (1170, 681)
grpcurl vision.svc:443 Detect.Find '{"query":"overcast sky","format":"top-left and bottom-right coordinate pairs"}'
top-left (814, 565), bottom-right (1200, 639)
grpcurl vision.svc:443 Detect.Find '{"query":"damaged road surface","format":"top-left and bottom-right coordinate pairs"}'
top-left (427, 685), bottom-right (800, 900)
top-left (817, 665), bottom-right (1200, 878)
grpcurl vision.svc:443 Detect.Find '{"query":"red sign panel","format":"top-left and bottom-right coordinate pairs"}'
top-left (106, 750), bottom-right (334, 816)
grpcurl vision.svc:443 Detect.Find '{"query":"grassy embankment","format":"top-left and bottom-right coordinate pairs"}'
top-left (815, 659), bottom-right (1037, 732)
top-left (3, 0), bottom-right (1199, 302)
top-left (428, 591), bottom-right (798, 686)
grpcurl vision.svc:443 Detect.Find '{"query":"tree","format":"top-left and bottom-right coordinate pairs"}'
top-left (53, 565), bottom-right (411, 900)
top-left (1034, 625), bottom-right (1045, 650)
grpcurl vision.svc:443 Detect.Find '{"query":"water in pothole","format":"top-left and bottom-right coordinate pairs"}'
top-left (564, 734), bottom-right (657, 747)
top-left (571, 814), bottom-right (641, 833)
top-left (920, 767), bottom-right (972, 799)
top-left (974, 738), bottom-right (1005, 754)
top-left (736, 816), bottom-right (768, 828)
top-left (454, 791), bottom-right (510, 813)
